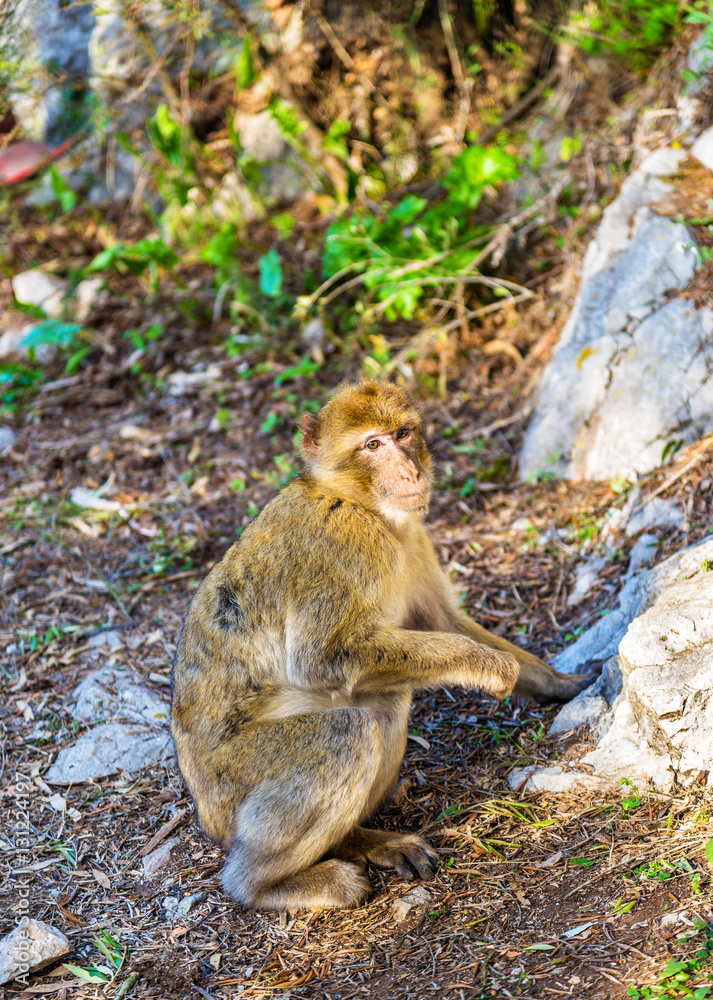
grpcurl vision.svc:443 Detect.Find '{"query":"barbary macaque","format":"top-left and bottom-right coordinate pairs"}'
top-left (171, 380), bottom-right (593, 910)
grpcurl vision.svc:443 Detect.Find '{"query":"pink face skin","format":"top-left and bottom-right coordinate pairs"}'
top-left (358, 427), bottom-right (428, 510)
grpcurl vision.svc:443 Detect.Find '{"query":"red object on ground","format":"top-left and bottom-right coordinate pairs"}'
top-left (0, 135), bottom-right (78, 185)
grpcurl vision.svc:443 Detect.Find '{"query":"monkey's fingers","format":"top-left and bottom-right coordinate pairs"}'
top-left (363, 833), bottom-right (440, 881)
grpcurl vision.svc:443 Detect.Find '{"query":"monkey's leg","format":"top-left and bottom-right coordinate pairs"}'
top-left (222, 708), bottom-right (388, 911)
top-left (332, 826), bottom-right (440, 881)
top-left (446, 613), bottom-right (598, 701)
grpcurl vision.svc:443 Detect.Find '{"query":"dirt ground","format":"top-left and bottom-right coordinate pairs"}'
top-left (2, 6), bottom-right (713, 997)
top-left (2, 263), bottom-right (713, 1000)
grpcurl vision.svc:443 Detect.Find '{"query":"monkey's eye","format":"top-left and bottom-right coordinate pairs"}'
top-left (365, 439), bottom-right (381, 450)
top-left (396, 427), bottom-right (410, 440)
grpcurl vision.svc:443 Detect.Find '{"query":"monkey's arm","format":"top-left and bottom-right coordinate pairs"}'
top-left (292, 621), bottom-right (519, 700)
top-left (441, 609), bottom-right (595, 700)
top-left (407, 533), bottom-right (596, 701)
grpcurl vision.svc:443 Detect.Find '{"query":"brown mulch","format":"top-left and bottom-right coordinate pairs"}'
top-left (2, 16), bottom-right (713, 997)
top-left (2, 273), bottom-right (713, 1000)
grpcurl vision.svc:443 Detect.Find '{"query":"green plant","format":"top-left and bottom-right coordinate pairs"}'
top-left (612, 894), bottom-right (637, 915)
top-left (83, 238), bottom-right (177, 293)
top-left (63, 929), bottom-right (129, 985)
top-left (562, 0), bottom-right (681, 72)
top-left (0, 362), bottom-right (43, 412)
top-left (621, 777), bottom-right (642, 814)
top-left (627, 919), bottom-right (713, 998)
top-left (297, 145), bottom-right (521, 325)
top-left (683, 3), bottom-right (713, 89)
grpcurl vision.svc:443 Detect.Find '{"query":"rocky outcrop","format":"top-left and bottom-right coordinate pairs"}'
top-left (519, 145), bottom-right (713, 483)
top-left (512, 537), bottom-right (713, 794)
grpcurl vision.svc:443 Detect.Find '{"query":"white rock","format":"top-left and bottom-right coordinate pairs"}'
top-left (391, 886), bottom-right (432, 921)
top-left (553, 537), bottom-right (713, 677)
top-left (567, 555), bottom-right (608, 606)
top-left (507, 764), bottom-right (604, 794)
top-left (45, 722), bottom-right (172, 783)
top-left (73, 665), bottom-right (169, 727)
top-left (519, 142), bottom-right (713, 483)
top-left (579, 698), bottom-right (673, 790)
top-left (0, 919), bottom-right (71, 985)
top-left (510, 517), bottom-right (534, 531)
top-left (619, 570), bottom-right (713, 780)
top-left (626, 533), bottom-right (658, 578)
top-left (692, 126), bottom-right (713, 172)
top-left (0, 428), bottom-right (17, 453)
top-left (74, 277), bottom-right (107, 321)
top-left (12, 271), bottom-right (68, 319)
top-left (580, 147), bottom-right (687, 283)
top-left (142, 837), bottom-right (180, 878)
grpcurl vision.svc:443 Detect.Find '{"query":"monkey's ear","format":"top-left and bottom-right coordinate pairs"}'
top-left (302, 412), bottom-right (321, 457)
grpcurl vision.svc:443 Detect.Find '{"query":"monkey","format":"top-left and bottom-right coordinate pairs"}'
top-left (171, 380), bottom-right (594, 912)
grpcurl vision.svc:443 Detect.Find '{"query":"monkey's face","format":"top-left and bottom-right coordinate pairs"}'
top-left (302, 380), bottom-right (434, 520)
top-left (355, 424), bottom-right (432, 516)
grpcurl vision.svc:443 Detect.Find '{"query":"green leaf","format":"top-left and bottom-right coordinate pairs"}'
top-left (62, 964), bottom-right (110, 983)
top-left (259, 249), bottom-right (283, 298)
top-left (65, 346), bottom-right (91, 375)
top-left (49, 165), bottom-right (77, 213)
top-left (235, 38), bottom-right (257, 90)
top-left (274, 359), bottom-right (321, 385)
top-left (147, 103), bottom-right (184, 164)
top-left (705, 836), bottom-right (713, 865)
top-left (570, 857), bottom-right (596, 866)
top-left (84, 244), bottom-right (124, 275)
top-left (21, 320), bottom-right (82, 349)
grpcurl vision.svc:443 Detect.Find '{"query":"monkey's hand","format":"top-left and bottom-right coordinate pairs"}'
top-left (333, 827), bottom-right (440, 881)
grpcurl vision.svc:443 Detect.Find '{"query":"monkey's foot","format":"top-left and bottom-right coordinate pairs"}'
top-left (333, 826), bottom-right (439, 881)
top-left (223, 857), bottom-right (370, 911)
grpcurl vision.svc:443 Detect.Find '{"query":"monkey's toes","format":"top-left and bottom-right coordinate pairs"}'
top-left (366, 834), bottom-right (440, 881)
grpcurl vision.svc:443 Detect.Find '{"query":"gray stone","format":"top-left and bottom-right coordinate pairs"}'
top-left (73, 666), bottom-right (169, 727)
top-left (0, 918), bottom-right (71, 985)
top-left (142, 838), bottom-right (180, 878)
top-left (519, 142), bottom-right (713, 484)
top-left (86, 630), bottom-right (123, 650)
top-left (553, 537), bottom-right (713, 678)
top-left (163, 891), bottom-right (206, 918)
top-left (235, 110), bottom-right (308, 203)
top-left (0, 323), bottom-right (34, 361)
top-left (549, 655), bottom-right (622, 737)
top-left (678, 32), bottom-right (713, 137)
top-left (45, 722), bottom-right (172, 783)
top-left (625, 499), bottom-right (685, 538)
top-left (0, 428), bottom-right (17, 454)
top-left (507, 764), bottom-right (604, 795)
top-left (567, 555), bottom-right (608, 606)
top-left (391, 886), bottom-right (432, 921)
top-left (12, 270), bottom-right (68, 319)
top-left (7, 0), bottom-right (94, 141)
top-left (626, 533), bottom-right (658, 578)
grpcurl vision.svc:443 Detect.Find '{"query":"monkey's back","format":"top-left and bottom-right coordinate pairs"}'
top-left (171, 475), bottom-right (403, 845)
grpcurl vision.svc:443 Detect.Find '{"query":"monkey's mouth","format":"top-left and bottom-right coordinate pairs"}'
top-left (388, 490), bottom-right (429, 505)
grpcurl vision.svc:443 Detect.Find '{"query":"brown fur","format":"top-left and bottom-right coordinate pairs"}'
top-left (171, 380), bottom-right (594, 911)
